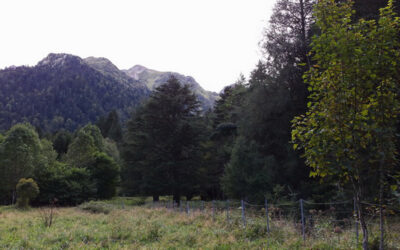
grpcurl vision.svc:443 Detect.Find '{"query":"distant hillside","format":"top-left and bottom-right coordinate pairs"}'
top-left (124, 65), bottom-right (219, 111)
top-left (0, 53), bottom-right (218, 132)
top-left (0, 53), bottom-right (149, 132)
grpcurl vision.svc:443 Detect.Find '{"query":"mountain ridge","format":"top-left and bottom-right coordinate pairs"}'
top-left (0, 53), bottom-right (218, 132)
top-left (124, 65), bottom-right (219, 110)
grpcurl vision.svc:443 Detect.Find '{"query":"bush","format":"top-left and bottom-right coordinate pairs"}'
top-left (79, 201), bottom-right (113, 214)
top-left (16, 178), bottom-right (39, 208)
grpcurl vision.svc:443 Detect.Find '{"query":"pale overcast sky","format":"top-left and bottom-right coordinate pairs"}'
top-left (0, 0), bottom-right (276, 92)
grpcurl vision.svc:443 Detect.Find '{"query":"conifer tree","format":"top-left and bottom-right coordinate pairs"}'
top-left (123, 76), bottom-right (202, 204)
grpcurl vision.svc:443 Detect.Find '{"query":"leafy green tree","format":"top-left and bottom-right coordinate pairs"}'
top-left (0, 123), bottom-right (41, 204)
top-left (81, 124), bottom-right (104, 152)
top-left (34, 161), bottom-right (95, 205)
top-left (66, 130), bottom-right (97, 168)
top-left (292, 1), bottom-right (400, 248)
top-left (222, 137), bottom-right (275, 202)
top-left (16, 178), bottom-right (39, 208)
top-left (123, 76), bottom-right (202, 204)
top-left (52, 130), bottom-right (72, 159)
top-left (103, 138), bottom-right (121, 164)
top-left (40, 139), bottom-right (58, 166)
top-left (88, 152), bottom-right (120, 199)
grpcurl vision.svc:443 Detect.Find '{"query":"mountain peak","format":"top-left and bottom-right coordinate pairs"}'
top-left (124, 65), bottom-right (218, 110)
top-left (84, 57), bottom-right (119, 71)
top-left (37, 53), bottom-right (83, 68)
top-left (84, 56), bottom-right (122, 77)
top-left (125, 65), bottom-right (149, 80)
top-left (83, 57), bottom-right (147, 88)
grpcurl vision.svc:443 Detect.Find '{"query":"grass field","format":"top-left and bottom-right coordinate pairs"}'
top-left (0, 201), bottom-right (399, 249)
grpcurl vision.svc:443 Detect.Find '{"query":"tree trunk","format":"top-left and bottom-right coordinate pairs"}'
top-left (173, 193), bottom-right (180, 207)
top-left (379, 155), bottom-right (385, 250)
top-left (186, 194), bottom-right (193, 201)
top-left (359, 202), bottom-right (369, 250)
top-left (299, 0), bottom-right (311, 69)
top-left (12, 190), bottom-right (16, 205)
top-left (352, 178), bottom-right (368, 250)
top-left (152, 195), bottom-right (159, 202)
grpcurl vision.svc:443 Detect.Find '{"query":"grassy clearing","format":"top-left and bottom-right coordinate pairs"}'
top-left (0, 203), bottom-right (399, 249)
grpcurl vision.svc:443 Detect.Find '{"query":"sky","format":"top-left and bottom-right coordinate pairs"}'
top-left (0, 0), bottom-right (276, 92)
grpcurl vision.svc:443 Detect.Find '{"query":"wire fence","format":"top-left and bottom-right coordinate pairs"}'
top-left (140, 198), bottom-right (400, 248)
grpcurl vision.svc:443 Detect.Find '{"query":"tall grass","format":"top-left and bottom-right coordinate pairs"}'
top-left (0, 203), bottom-right (398, 249)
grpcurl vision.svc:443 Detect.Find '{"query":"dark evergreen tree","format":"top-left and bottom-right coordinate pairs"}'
top-left (123, 76), bottom-right (203, 204)
top-left (262, 0), bottom-right (315, 114)
top-left (97, 110), bottom-right (122, 143)
top-left (222, 137), bottom-right (275, 202)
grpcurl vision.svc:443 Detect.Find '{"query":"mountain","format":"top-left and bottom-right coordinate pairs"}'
top-left (0, 53), bottom-right (218, 132)
top-left (124, 65), bottom-right (219, 111)
top-left (0, 53), bottom-right (149, 132)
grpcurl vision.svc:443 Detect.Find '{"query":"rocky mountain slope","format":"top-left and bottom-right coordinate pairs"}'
top-left (124, 65), bottom-right (218, 111)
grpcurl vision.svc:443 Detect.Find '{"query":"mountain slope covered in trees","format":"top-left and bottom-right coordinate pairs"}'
top-left (0, 54), bottom-right (216, 132)
top-left (0, 53), bottom-right (149, 132)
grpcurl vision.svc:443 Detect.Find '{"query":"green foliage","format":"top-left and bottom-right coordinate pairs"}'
top-left (88, 152), bottom-right (120, 199)
top-left (81, 124), bottom-right (104, 152)
top-left (78, 201), bottom-right (113, 214)
top-left (16, 178), bottom-right (39, 208)
top-left (123, 76), bottom-right (203, 202)
top-left (197, 78), bottom-right (246, 200)
top-left (103, 138), bottom-right (121, 163)
top-left (292, 0), bottom-right (400, 185)
top-left (0, 123), bottom-right (41, 204)
top-left (292, 0), bottom-right (400, 247)
top-left (97, 110), bottom-right (122, 143)
top-left (66, 130), bottom-right (97, 168)
top-left (222, 137), bottom-right (274, 202)
top-left (52, 130), bottom-right (72, 158)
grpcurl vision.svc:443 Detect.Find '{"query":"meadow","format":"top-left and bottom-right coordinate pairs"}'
top-left (0, 200), bottom-right (399, 249)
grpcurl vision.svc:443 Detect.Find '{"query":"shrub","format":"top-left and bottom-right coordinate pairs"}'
top-left (79, 201), bottom-right (113, 214)
top-left (16, 178), bottom-right (39, 208)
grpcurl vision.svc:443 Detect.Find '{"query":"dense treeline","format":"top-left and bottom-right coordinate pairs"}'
top-left (0, 122), bottom-right (121, 205)
top-left (122, 0), bottom-right (400, 218)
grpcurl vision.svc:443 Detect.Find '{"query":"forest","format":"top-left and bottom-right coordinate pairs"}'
top-left (1, 0), bottom-right (400, 249)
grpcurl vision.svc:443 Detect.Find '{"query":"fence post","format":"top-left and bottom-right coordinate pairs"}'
top-left (226, 200), bottom-right (230, 222)
top-left (241, 200), bottom-right (246, 227)
top-left (121, 200), bottom-right (125, 209)
top-left (354, 198), bottom-right (359, 245)
top-left (300, 199), bottom-right (305, 241)
top-left (186, 201), bottom-right (190, 215)
top-left (265, 198), bottom-right (270, 233)
top-left (212, 200), bottom-right (215, 221)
